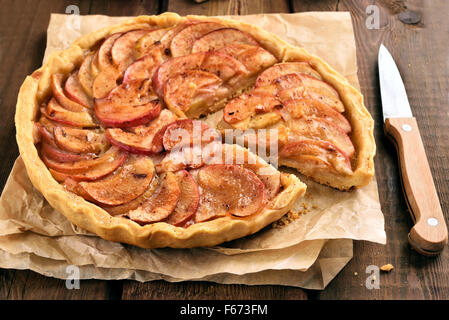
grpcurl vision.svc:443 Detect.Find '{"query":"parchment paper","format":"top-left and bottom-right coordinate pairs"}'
top-left (0, 12), bottom-right (385, 290)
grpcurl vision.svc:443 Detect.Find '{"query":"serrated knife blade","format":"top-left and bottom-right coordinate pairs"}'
top-left (378, 44), bottom-right (413, 121)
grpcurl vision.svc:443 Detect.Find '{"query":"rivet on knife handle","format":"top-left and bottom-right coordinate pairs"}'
top-left (385, 117), bottom-right (448, 256)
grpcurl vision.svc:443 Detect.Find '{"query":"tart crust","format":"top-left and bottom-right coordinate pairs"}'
top-left (15, 12), bottom-right (374, 248)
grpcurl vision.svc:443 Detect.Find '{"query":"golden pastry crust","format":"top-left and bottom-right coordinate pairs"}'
top-left (15, 12), bottom-right (374, 248)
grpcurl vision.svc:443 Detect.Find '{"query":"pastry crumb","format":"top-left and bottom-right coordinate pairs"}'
top-left (272, 211), bottom-right (300, 228)
top-left (354, 272), bottom-right (358, 276)
top-left (380, 264), bottom-right (394, 272)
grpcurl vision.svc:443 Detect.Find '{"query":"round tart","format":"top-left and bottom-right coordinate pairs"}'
top-left (15, 13), bottom-right (374, 248)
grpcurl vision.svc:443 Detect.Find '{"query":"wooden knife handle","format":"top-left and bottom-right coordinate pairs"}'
top-left (385, 117), bottom-right (448, 256)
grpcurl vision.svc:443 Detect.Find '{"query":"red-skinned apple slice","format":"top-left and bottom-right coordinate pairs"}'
top-left (111, 29), bottom-right (150, 72)
top-left (275, 73), bottom-right (340, 104)
top-left (223, 90), bottom-right (282, 124)
top-left (135, 28), bottom-right (171, 57)
top-left (92, 66), bottom-right (121, 99)
top-left (126, 172), bottom-right (181, 224)
top-left (97, 33), bottom-right (122, 70)
top-left (277, 86), bottom-right (345, 113)
top-left (216, 43), bottom-right (276, 75)
top-left (41, 146), bottom-right (122, 174)
top-left (48, 150), bottom-right (127, 182)
top-left (170, 22), bottom-right (224, 57)
top-left (105, 109), bottom-right (177, 154)
top-left (51, 74), bottom-right (86, 112)
top-left (53, 126), bottom-right (109, 154)
top-left (42, 98), bottom-right (97, 128)
top-left (163, 70), bottom-right (223, 115)
top-left (192, 28), bottom-right (259, 53)
top-left (152, 51), bottom-right (247, 96)
top-left (123, 45), bottom-right (164, 83)
top-left (287, 117), bottom-right (355, 158)
top-left (78, 54), bottom-right (95, 96)
top-left (94, 79), bottom-right (161, 127)
top-left (195, 164), bottom-right (265, 221)
top-left (77, 154), bottom-right (154, 206)
top-left (281, 99), bottom-right (351, 133)
top-left (165, 170), bottom-right (200, 226)
top-left (280, 138), bottom-right (352, 175)
top-left (254, 62), bottom-right (322, 88)
top-left (41, 141), bottom-right (92, 163)
top-left (64, 72), bottom-right (93, 108)
top-left (35, 122), bottom-right (57, 146)
top-left (162, 118), bottom-right (221, 151)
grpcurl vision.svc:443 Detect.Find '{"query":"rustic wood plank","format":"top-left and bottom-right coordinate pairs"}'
top-left (291, 0), bottom-right (338, 12)
top-left (167, 0), bottom-right (290, 16)
top-left (4, 270), bottom-right (119, 300)
top-left (122, 280), bottom-right (307, 300)
top-left (291, 0), bottom-right (449, 300)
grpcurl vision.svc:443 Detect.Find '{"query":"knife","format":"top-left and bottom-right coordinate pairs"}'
top-left (378, 44), bottom-right (448, 256)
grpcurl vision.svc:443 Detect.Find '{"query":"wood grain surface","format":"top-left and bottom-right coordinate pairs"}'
top-left (0, 0), bottom-right (447, 300)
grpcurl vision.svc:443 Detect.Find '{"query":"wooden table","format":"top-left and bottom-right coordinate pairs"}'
top-left (0, 0), bottom-right (448, 300)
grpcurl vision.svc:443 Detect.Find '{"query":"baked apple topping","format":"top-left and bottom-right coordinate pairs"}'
top-left (33, 19), bottom-right (359, 229)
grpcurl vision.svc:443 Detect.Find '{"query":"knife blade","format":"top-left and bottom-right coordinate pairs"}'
top-left (378, 44), bottom-right (448, 256)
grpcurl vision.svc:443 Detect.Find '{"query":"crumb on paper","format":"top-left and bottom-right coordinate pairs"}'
top-left (354, 272), bottom-right (358, 276)
top-left (380, 264), bottom-right (394, 272)
top-left (272, 211), bottom-right (300, 228)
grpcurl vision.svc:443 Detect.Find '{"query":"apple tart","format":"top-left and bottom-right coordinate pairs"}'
top-left (15, 13), bottom-right (375, 248)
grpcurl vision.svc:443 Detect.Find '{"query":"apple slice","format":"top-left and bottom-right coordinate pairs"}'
top-left (170, 22), bottom-right (224, 57)
top-left (101, 177), bottom-right (159, 216)
top-left (195, 164), bottom-right (266, 221)
top-left (281, 99), bottom-right (351, 133)
top-left (254, 62), bottom-right (322, 88)
top-left (91, 52), bottom-right (101, 78)
top-left (51, 74), bottom-right (86, 112)
top-left (53, 126), bottom-right (109, 154)
top-left (94, 79), bottom-right (161, 127)
top-left (165, 170), bottom-right (200, 226)
top-left (64, 72), bottom-right (93, 108)
top-left (152, 51), bottom-right (247, 97)
top-left (123, 45), bottom-right (164, 83)
top-left (105, 109), bottom-right (177, 154)
top-left (216, 43), bottom-right (276, 76)
top-left (48, 149), bottom-right (127, 182)
top-left (42, 98), bottom-right (97, 128)
top-left (78, 54), bottom-right (95, 97)
top-left (111, 29), bottom-right (150, 72)
top-left (135, 28), bottom-right (171, 57)
top-left (280, 138), bottom-right (353, 175)
top-left (287, 117), bottom-right (355, 158)
top-left (97, 33), bottom-right (122, 70)
top-left (41, 141), bottom-right (91, 163)
top-left (192, 28), bottom-right (259, 53)
top-left (126, 172), bottom-right (181, 224)
top-left (163, 70), bottom-right (223, 115)
top-left (162, 119), bottom-right (221, 151)
top-left (223, 90), bottom-right (282, 124)
top-left (92, 66), bottom-right (121, 99)
top-left (77, 154), bottom-right (154, 206)
top-left (42, 145), bottom-right (122, 173)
